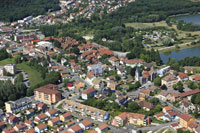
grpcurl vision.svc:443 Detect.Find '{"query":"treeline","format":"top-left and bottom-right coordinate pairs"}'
top-left (0, 80), bottom-right (27, 108)
top-left (177, 20), bottom-right (200, 31)
top-left (107, 0), bottom-right (200, 23)
top-left (167, 57), bottom-right (200, 71)
top-left (0, 0), bottom-right (60, 22)
top-left (0, 48), bottom-right (11, 61)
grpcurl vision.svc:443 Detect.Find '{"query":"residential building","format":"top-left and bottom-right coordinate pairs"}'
top-left (24, 120), bottom-right (34, 128)
top-left (45, 109), bottom-right (58, 117)
top-left (178, 89), bottom-right (200, 100)
top-left (81, 88), bottom-right (97, 100)
top-left (14, 123), bottom-right (27, 132)
top-left (68, 124), bottom-right (83, 133)
top-left (8, 115), bottom-right (19, 125)
top-left (5, 97), bottom-right (33, 113)
top-left (161, 74), bottom-right (178, 88)
top-left (156, 90), bottom-right (168, 101)
top-left (79, 119), bottom-right (93, 130)
top-left (37, 102), bottom-right (48, 111)
top-left (35, 123), bottom-right (48, 133)
top-left (95, 123), bottom-right (109, 133)
top-left (138, 101), bottom-right (154, 111)
top-left (63, 100), bottom-right (109, 122)
top-left (48, 117), bottom-right (61, 127)
top-left (34, 84), bottom-right (61, 104)
top-left (179, 100), bottom-right (195, 113)
top-left (139, 89), bottom-right (150, 100)
top-left (163, 106), bottom-right (173, 113)
top-left (34, 113), bottom-right (48, 124)
top-left (179, 113), bottom-right (195, 128)
top-left (60, 112), bottom-right (72, 122)
top-left (0, 121), bottom-right (6, 130)
top-left (112, 112), bottom-right (150, 127)
top-left (87, 63), bottom-right (104, 75)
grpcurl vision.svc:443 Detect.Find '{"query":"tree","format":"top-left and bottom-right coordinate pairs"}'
top-left (8, 94), bottom-right (16, 101)
top-left (154, 77), bottom-right (161, 86)
top-left (149, 98), bottom-right (160, 105)
top-left (17, 73), bottom-right (23, 83)
top-left (53, 40), bottom-right (61, 48)
top-left (162, 38), bottom-right (173, 46)
top-left (127, 102), bottom-right (140, 112)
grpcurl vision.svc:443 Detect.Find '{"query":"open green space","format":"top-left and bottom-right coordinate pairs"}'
top-left (0, 58), bottom-right (44, 87)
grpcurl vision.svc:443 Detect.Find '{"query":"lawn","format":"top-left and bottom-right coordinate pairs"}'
top-left (0, 58), bottom-right (14, 65)
top-left (17, 62), bottom-right (44, 87)
top-left (0, 58), bottom-right (44, 87)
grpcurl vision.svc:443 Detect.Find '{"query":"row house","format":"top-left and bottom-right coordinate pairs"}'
top-left (63, 100), bottom-right (109, 122)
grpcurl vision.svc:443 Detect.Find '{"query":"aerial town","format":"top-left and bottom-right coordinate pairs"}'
top-left (0, 0), bottom-right (200, 133)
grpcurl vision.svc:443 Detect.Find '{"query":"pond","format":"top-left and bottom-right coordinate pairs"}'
top-left (174, 14), bottom-right (200, 24)
top-left (160, 46), bottom-right (200, 64)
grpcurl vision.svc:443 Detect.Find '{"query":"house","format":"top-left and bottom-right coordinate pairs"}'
top-left (5, 97), bottom-right (33, 113)
top-left (115, 96), bottom-right (128, 106)
top-left (14, 123), bottom-right (27, 132)
top-left (108, 56), bottom-right (119, 66)
top-left (162, 111), bottom-right (179, 121)
top-left (178, 72), bottom-right (188, 81)
top-left (26, 109), bottom-right (35, 118)
top-left (79, 119), bottom-right (93, 130)
top-left (8, 115), bottom-right (19, 125)
top-left (74, 81), bottom-right (85, 90)
top-left (61, 58), bottom-right (67, 66)
top-left (48, 117), bottom-right (61, 127)
top-left (184, 66), bottom-right (200, 74)
top-left (34, 113), bottom-right (48, 123)
top-left (125, 59), bottom-right (145, 68)
top-left (154, 112), bottom-right (164, 120)
top-left (95, 123), bottom-right (109, 133)
top-left (87, 63), bottom-right (104, 75)
top-left (63, 100), bottom-right (109, 122)
top-left (35, 123), bottom-right (48, 133)
top-left (24, 120), bottom-right (34, 128)
top-left (170, 123), bottom-right (179, 130)
top-left (179, 113), bottom-right (195, 128)
top-left (26, 128), bottom-right (35, 133)
top-left (179, 100), bottom-right (195, 113)
top-left (112, 112), bottom-right (150, 127)
top-left (107, 80), bottom-right (118, 91)
top-left (166, 92), bottom-right (179, 101)
top-left (0, 121), bottom-right (6, 130)
top-left (86, 71), bottom-right (95, 85)
top-left (155, 90), bottom-right (168, 101)
top-left (81, 88), bottom-right (97, 100)
top-left (163, 106), bottom-right (173, 113)
top-left (60, 112), bottom-right (72, 122)
top-left (139, 89), bottom-right (150, 100)
top-left (37, 102), bottom-right (48, 111)
top-left (66, 121), bottom-right (75, 128)
top-left (138, 101), bottom-right (154, 111)
top-left (2, 128), bottom-right (16, 133)
top-left (45, 109), bottom-right (58, 117)
top-left (68, 125), bottom-right (83, 133)
top-left (161, 74), bottom-right (178, 88)
top-left (34, 84), bottom-right (61, 104)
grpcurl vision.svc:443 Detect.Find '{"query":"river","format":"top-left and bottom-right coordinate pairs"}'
top-left (160, 14), bottom-right (200, 63)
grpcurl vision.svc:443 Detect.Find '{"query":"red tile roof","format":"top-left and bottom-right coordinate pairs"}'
top-left (70, 125), bottom-right (82, 132)
top-left (81, 119), bottom-right (92, 127)
top-left (82, 88), bottom-right (96, 94)
top-left (36, 123), bottom-right (47, 130)
top-left (97, 123), bottom-right (108, 130)
top-left (35, 84), bottom-right (60, 95)
top-left (179, 113), bottom-right (192, 122)
top-left (178, 89), bottom-right (200, 98)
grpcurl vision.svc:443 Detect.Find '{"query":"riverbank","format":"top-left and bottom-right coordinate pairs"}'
top-left (158, 42), bottom-right (200, 53)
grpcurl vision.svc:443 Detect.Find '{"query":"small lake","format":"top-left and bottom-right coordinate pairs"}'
top-left (160, 14), bottom-right (200, 64)
top-left (174, 14), bottom-right (200, 24)
top-left (160, 46), bottom-right (200, 64)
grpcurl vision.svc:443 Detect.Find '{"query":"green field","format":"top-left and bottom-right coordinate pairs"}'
top-left (0, 58), bottom-right (44, 87)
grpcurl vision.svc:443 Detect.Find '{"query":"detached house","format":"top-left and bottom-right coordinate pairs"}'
top-left (138, 101), bottom-right (154, 111)
top-left (14, 123), bottom-right (27, 132)
top-left (48, 117), bottom-right (61, 127)
top-left (35, 123), bottom-right (48, 133)
top-left (81, 88), bottom-right (97, 100)
top-left (79, 119), bottom-right (93, 130)
top-left (95, 123), bottom-right (109, 133)
top-left (46, 109), bottom-right (58, 117)
top-left (60, 112), bottom-right (72, 122)
top-left (34, 113), bottom-right (48, 124)
top-left (179, 113), bottom-right (195, 128)
top-left (68, 125), bottom-right (83, 133)
top-left (8, 115), bottom-right (19, 125)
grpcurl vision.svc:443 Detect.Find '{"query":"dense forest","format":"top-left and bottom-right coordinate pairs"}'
top-left (0, 0), bottom-right (60, 22)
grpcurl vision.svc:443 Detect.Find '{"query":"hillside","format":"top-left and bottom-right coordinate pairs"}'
top-left (0, 0), bottom-right (60, 22)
